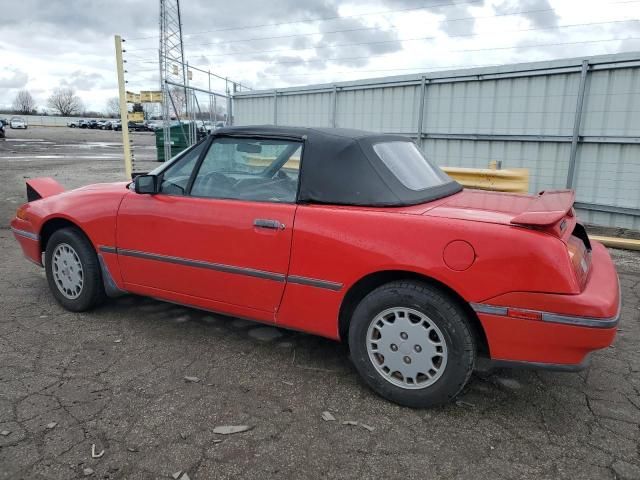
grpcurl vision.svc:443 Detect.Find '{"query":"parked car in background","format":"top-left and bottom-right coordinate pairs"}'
top-left (101, 121), bottom-right (116, 130)
top-left (78, 120), bottom-right (89, 129)
top-left (86, 120), bottom-right (99, 129)
top-left (10, 126), bottom-right (620, 408)
top-left (146, 121), bottom-right (162, 131)
top-left (67, 120), bottom-right (81, 128)
top-left (96, 120), bottom-right (108, 129)
top-left (199, 121), bottom-right (214, 135)
top-left (113, 121), bottom-right (146, 132)
top-left (0, 122), bottom-right (5, 138)
top-left (198, 121), bottom-right (225, 134)
top-left (131, 121), bottom-right (149, 132)
top-left (10, 117), bottom-right (28, 129)
top-left (0, 118), bottom-right (9, 126)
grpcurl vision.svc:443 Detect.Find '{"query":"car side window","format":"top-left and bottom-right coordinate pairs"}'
top-left (190, 137), bottom-right (302, 203)
top-left (158, 142), bottom-right (206, 195)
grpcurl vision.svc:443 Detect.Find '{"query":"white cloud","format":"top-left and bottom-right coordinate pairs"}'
top-left (1, 0), bottom-right (639, 111)
top-left (0, 67), bottom-right (28, 89)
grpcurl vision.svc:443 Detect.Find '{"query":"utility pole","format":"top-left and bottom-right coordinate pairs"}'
top-left (159, 0), bottom-right (189, 160)
top-left (114, 35), bottom-right (133, 179)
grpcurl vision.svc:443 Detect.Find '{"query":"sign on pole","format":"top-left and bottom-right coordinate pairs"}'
top-left (128, 112), bottom-right (144, 122)
top-left (140, 91), bottom-right (163, 103)
top-left (126, 91), bottom-right (141, 103)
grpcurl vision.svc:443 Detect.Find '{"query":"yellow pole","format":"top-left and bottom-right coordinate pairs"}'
top-left (115, 35), bottom-right (133, 179)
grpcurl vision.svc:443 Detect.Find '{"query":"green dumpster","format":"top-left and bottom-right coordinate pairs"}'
top-left (155, 125), bottom-right (190, 162)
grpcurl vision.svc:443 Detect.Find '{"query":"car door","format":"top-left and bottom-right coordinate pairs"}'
top-left (116, 136), bottom-right (303, 318)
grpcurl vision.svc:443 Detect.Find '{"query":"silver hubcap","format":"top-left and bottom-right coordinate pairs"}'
top-left (52, 243), bottom-right (84, 299)
top-left (366, 307), bottom-right (448, 390)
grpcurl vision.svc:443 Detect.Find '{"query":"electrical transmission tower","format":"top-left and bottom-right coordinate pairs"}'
top-left (159, 0), bottom-right (193, 161)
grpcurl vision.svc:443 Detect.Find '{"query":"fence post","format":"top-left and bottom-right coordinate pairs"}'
top-left (331, 85), bottom-right (338, 127)
top-left (226, 80), bottom-right (234, 126)
top-left (273, 90), bottom-right (278, 125)
top-left (416, 76), bottom-right (427, 148)
top-left (566, 60), bottom-right (590, 189)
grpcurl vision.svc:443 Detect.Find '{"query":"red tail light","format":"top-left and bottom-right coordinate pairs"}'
top-left (567, 234), bottom-right (590, 289)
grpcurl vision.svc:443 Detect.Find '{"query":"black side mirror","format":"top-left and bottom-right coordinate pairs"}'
top-left (134, 174), bottom-right (158, 194)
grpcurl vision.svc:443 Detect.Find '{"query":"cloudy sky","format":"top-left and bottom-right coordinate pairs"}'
top-left (1, 0), bottom-right (639, 112)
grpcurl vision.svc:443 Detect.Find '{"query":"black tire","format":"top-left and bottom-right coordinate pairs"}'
top-left (348, 281), bottom-right (476, 408)
top-left (44, 228), bottom-right (105, 312)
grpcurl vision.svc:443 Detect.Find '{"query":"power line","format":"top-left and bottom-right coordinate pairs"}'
top-left (185, 20), bottom-right (640, 63)
top-left (254, 40), bottom-right (640, 79)
top-left (256, 62), bottom-right (502, 78)
top-left (130, 17), bottom-right (639, 68)
top-left (126, 0), bottom-right (485, 41)
top-left (126, 0), bottom-right (640, 52)
top-left (267, 36), bottom-right (640, 68)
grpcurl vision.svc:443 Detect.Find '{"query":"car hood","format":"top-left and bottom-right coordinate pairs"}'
top-left (423, 188), bottom-right (575, 227)
top-left (74, 181), bottom-right (130, 193)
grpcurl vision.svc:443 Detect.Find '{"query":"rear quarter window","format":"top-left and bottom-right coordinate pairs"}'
top-left (373, 141), bottom-right (450, 191)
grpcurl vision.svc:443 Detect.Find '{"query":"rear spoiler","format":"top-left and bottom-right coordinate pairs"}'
top-left (26, 178), bottom-right (65, 202)
top-left (511, 190), bottom-right (575, 226)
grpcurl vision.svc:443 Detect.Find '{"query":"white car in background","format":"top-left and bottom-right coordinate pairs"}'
top-left (10, 117), bottom-right (28, 129)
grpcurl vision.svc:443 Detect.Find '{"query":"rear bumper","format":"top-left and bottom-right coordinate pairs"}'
top-left (473, 241), bottom-right (620, 366)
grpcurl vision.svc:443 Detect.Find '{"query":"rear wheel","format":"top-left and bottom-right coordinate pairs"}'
top-left (348, 281), bottom-right (476, 408)
top-left (44, 228), bottom-right (105, 312)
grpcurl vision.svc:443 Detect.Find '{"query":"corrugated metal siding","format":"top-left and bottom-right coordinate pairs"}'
top-left (277, 92), bottom-right (333, 127)
top-left (423, 74), bottom-right (580, 136)
top-left (234, 96), bottom-right (275, 125)
top-left (234, 52), bottom-right (640, 230)
top-left (336, 85), bottom-right (420, 133)
top-left (581, 67), bottom-right (640, 137)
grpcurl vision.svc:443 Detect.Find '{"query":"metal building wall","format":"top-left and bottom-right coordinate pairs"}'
top-left (234, 52), bottom-right (640, 230)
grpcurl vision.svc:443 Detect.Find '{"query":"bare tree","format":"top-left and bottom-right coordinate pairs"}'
top-left (47, 87), bottom-right (83, 116)
top-left (105, 97), bottom-right (120, 117)
top-left (142, 102), bottom-right (157, 120)
top-left (12, 90), bottom-right (36, 114)
top-left (168, 86), bottom-right (186, 118)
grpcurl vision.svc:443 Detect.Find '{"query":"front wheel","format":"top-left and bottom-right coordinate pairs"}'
top-left (348, 281), bottom-right (476, 408)
top-left (44, 228), bottom-right (105, 312)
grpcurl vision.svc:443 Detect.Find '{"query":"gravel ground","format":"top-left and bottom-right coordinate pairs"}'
top-left (1, 127), bottom-right (639, 480)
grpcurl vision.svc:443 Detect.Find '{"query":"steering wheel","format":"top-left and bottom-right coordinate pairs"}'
top-left (200, 171), bottom-right (235, 192)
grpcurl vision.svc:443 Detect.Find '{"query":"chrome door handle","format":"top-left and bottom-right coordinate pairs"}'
top-left (253, 218), bottom-right (285, 230)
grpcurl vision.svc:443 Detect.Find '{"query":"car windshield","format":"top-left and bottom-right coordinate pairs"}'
top-left (373, 141), bottom-right (451, 191)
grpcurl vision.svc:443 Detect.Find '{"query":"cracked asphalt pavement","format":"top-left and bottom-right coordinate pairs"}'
top-left (1, 128), bottom-right (639, 479)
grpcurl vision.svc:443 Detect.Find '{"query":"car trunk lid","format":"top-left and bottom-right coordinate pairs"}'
top-left (423, 189), bottom-right (577, 236)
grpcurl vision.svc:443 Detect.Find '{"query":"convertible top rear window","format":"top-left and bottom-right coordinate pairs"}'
top-left (373, 141), bottom-right (450, 191)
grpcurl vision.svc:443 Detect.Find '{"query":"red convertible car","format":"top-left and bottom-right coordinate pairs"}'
top-left (11, 126), bottom-right (620, 407)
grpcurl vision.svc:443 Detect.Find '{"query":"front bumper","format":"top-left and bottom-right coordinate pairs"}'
top-left (472, 241), bottom-right (620, 366)
top-left (10, 218), bottom-right (42, 266)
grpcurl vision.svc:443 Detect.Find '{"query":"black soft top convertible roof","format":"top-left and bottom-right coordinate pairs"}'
top-left (213, 125), bottom-right (461, 207)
